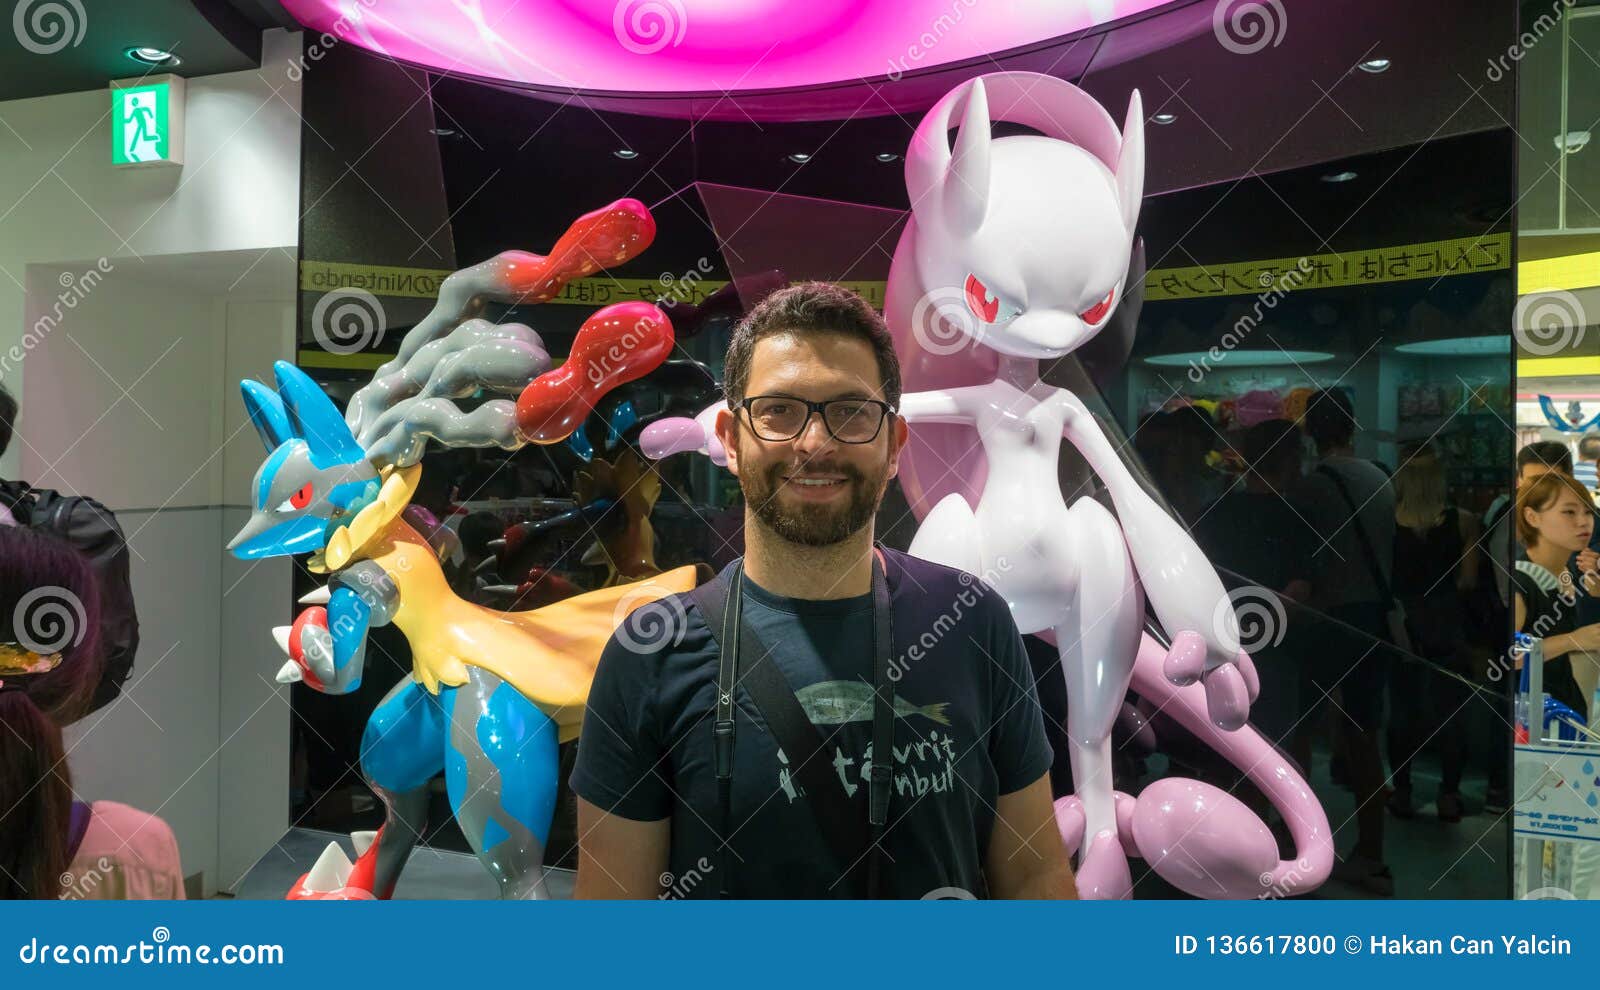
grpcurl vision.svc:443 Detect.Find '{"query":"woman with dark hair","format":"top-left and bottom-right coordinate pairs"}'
top-left (1513, 471), bottom-right (1600, 722)
top-left (0, 526), bottom-right (182, 899)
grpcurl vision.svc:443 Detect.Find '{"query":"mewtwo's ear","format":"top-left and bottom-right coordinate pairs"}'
top-left (906, 76), bottom-right (992, 234)
top-left (240, 378), bottom-right (291, 451)
top-left (945, 77), bottom-right (992, 234)
top-left (1116, 89), bottom-right (1145, 238)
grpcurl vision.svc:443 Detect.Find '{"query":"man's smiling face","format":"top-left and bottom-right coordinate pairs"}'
top-left (722, 331), bottom-right (904, 547)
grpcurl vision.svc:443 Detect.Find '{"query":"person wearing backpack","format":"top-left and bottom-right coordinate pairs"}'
top-left (1289, 387), bottom-right (1396, 896)
top-left (0, 525), bottom-right (181, 899)
top-left (0, 386), bottom-right (138, 716)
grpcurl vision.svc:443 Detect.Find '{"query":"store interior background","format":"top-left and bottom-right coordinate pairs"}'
top-left (0, 0), bottom-right (1562, 897)
top-left (0, 19), bottom-right (304, 897)
top-left (283, 0), bottom-right (1519, 899)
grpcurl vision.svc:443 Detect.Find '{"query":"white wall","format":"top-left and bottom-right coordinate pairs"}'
top-left (0, 30), bottom-right (303, 895)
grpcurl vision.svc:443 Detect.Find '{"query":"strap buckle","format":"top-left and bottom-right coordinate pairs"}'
top-left (868, 764), bottom-right (891, 826)
top-left (713, 719), bottom-right (735, 779)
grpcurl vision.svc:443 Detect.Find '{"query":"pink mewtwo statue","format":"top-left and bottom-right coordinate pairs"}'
top-left (643, 72), bottom-right (1332, 900)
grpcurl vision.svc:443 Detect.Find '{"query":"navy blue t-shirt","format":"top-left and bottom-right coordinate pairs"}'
top-left (570, 546), bottom-right (1053, 899)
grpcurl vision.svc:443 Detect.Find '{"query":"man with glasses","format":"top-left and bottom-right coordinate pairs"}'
top-left (570, 281), bottom-right (1073, 899)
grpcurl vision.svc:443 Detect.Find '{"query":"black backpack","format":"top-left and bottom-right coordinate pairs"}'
top-left (0, 480), bottom-right (139, 715)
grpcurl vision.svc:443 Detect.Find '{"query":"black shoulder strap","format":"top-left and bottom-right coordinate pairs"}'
top-left (689, 555), bottom-right (885, 897)
top-left (1316, 464), bottom-right (1395, 608)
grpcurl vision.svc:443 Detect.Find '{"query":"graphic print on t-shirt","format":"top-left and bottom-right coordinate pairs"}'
top-left (775, 680), bottom-right (960, 805)
top-left (795, 680), bottom-right (951, 725)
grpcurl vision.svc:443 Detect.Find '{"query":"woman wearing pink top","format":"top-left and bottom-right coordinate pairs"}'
top-left (0, 526), bottom-right (183, 900)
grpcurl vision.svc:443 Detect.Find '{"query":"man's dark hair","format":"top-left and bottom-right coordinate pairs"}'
top-left (1240, 418), bottom-right (1302, 477)
top-left (1301, 387), bottom-right (1355, 452)
top-left (723, 282), bottom-right (901, 411)
top-left (0, 384), bottom-right (15, 460)
top-left (1518, 440), bottom-right (1573, 475)
top-left (1580, 434), bottom-right (1600, 462)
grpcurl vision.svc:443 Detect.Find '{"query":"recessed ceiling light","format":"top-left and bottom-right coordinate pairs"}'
top-left (126, 46), bottom-right (180, 67)
top-left (788, 152), bottom-right (812, 164)
top-left (613, 148), bottom-right (639, 159)
top-left (1357, 57), bottom-right (1391, 73)
top-left (1150, 112), bottom-right (1177, 125)
top-left (875, 152), bottom-right (899, 162)
top-left (1321, 170), bottom-right (1359, 183)
top-left (429, 127), bottom-right (456, 137)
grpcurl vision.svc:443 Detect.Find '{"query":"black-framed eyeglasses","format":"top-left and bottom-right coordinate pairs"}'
top-left (738, 394), bottom-right (896, 444)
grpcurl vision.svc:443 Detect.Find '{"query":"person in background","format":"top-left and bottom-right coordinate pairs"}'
top-left (1485, 441), bottom-right (1574, 608)
top-left (0, 526), bottom-right (183, 900)
top-left (1194, 418), bottom-right (1312, 604)
top-left (1512, 471), bottom-right (1600, 723)
top-left (1289, 387), bottom-right (1395, 895)
top-left (1577, 434), bottom-right (1600, 495)
top-left (1476, 441), bottom-right (1577, 813)
top-left (1132, 405), bottom-right (1219, 525)
top-left (1385, 444), bottom-right (1480, 824)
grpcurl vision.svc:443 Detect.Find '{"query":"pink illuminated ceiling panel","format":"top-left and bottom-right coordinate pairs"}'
top-left (279, 0), bottom-right (1175, 94)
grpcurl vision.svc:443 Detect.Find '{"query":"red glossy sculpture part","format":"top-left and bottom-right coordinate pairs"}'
top-left (288, 606), bottom-right (329, 691)
top-left (516, 301), bottom-right (674, 444)
top-left (494, 199), bottom-right (657, 305)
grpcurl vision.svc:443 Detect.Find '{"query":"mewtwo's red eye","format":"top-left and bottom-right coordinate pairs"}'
top-left (1080, 287), bottom-right (1115, 327)
top-left (289, 482), bottom-right (313, 509)
top-left (964, 274), bottom-right (999, 323)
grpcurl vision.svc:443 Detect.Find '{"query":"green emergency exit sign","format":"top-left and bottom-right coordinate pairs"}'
top-left (111, 74), bottom-right (185, 167)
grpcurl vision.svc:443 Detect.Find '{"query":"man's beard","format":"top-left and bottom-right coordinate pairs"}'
top-left (740, 453), bottom-right (886, 548)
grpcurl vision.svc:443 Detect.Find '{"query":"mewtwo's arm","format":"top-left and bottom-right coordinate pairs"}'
top-left (1047, 387), bottom-right (1254, 727)
top-left (896, 385), bottom-right (988, 423)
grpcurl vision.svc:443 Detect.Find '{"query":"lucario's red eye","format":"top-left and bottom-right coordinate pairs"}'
top-left (1080, 287), bottom-right (1115, 327)
top-left (288, 482), bottom-right (313, 509)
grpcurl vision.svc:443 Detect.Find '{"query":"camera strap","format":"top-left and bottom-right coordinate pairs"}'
top-left (688, 545), bottom-right (894, 898)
